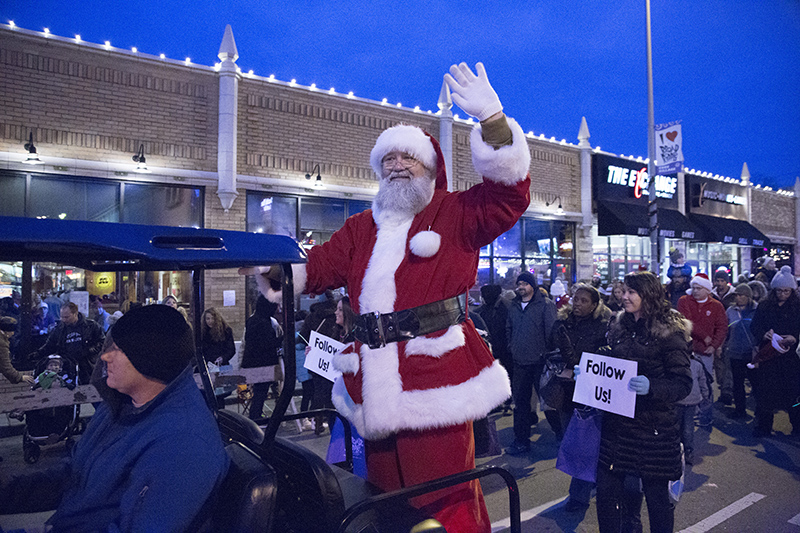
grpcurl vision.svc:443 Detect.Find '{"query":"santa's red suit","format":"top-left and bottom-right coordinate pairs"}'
top-left (263, 117), bottom-right (531, 532)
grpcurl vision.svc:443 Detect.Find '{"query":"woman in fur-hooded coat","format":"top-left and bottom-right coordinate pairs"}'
top-left (594, 271), bottom-right (692, 533)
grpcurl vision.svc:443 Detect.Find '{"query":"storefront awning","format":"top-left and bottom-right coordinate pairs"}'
top-left (597, 201), bottom-right (701, 239)
top-left (688, 213), bottom-right (770, 248)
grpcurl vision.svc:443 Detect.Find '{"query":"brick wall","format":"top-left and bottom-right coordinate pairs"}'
top-left (0, 29), bottom-right (218, 172)
top-left (751, 188), bottom-right (795, 240)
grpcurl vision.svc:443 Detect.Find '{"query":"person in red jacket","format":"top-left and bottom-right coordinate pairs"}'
top-left (677, 273), bottom-right (728, 428)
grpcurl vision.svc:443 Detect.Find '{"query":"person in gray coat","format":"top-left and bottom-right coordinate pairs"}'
top-left (505, 271), bottom-right (557, 455)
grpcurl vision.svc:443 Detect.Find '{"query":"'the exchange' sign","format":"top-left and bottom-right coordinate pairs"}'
top-left (304, 330), bottom-right (345, 383)
top-left (572, 352), bottom-right (638, 418)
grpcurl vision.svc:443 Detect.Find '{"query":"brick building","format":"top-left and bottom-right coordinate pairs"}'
top-left (1, 23), bottom-right (797, 343)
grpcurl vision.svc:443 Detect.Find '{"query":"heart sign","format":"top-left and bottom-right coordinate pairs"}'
top-left (666, 131), bottom-right (678, 142)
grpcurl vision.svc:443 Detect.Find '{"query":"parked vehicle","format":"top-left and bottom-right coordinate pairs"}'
top-left (0, 215), bottom-right (520, 532)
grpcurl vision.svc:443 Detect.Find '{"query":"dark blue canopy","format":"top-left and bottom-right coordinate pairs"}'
top-left (0, 216), bottom-right (306, 270)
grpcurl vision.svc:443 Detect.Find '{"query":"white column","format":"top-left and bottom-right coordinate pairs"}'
top-left (578, 117), bottom-right (592, 228)
top-left (577, 117), bottom-right (594, 282)
top-left (216, 25), bottom-right (240, 212)
top-left (741, 162), bottom-right (752, 223)
top-left (677, 170), bottom-right (686, 216)
top-left (437, 81), bottom-right (454, 191)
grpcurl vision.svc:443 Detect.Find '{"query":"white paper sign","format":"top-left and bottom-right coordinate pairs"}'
top-left (223, 290), bottom-right (236, 307)
top-left (573, 352), bottom-right (638, 418)
top-left (304, 330), bottom-right (345, 383)
top-left (69, 291), bottom-right (90, 316)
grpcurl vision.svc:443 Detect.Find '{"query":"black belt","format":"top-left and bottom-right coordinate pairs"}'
top-left (351, 294), bottom-right (468, 349)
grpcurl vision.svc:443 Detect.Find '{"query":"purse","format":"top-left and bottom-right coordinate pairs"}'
top-left (539, 350), bottom-right (568, 411)
top-left (556, 407), bottom-right (602, 482)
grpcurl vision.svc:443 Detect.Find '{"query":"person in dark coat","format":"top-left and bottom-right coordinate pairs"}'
top-left (299, 291), bottom-right (341, 434)
top-left (476, 284), bottom-right (511, 412)
top-left (505, 272), bottom-right (558, 454)
top-left (582, 271), bottom-right (692, 533)
top-left (749, 266), bottom-right (800, 437)
top-left (242, 296), bottom-right (283, 420)
top-left (35, 302), bottom-right (105, 385)
top-left (199, 307), bottom-right (235, 366)
top-left (551, 283), bottom-right (611, 511)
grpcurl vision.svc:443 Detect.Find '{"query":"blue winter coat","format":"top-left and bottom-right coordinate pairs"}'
top-left (49, 367), bottom-right (229, 532)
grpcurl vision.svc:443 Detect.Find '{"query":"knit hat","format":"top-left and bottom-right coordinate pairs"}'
top-left (550, 279), bottom-right (566, 297)
top-left (733, 283), bottom-right (753, 299)
top-left (0, 316), bottom-right (17, 332)
top-left (770, 265), bottom-right (798, 290)
top-left (517, 271), bottom-right (537, 288)
top-left (370, 125), bottom-right (447, 190)
top-left (690, 273), bottom-right (713, 291)
top-left (763, 257), bottom-right (776, 269)
top-left (713, 269), bottom-right (730, 283)
top-left (110, 305), bottom-right (195, 384)
top-left (480, 284), bottom-right (502, 306)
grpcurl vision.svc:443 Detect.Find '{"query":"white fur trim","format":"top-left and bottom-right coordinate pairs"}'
top-left (470, 117), bottom-right (531, 185)
top-left (255, 263), bottom-right (307, 305)
top-left (405, 324), bottom-right (465, 358)
top-left (409, 230), bottom-right (441, 258)
top-left (333, 350), bottom-right (359, 374)
top-left (370, 124), bottom-right (437, 177)
top-left (333, 358), bottom-right (511, 440)
top-left (690, 274), bottom-right (713, 292)
top-left (359, 216), bottom-right (412, 314)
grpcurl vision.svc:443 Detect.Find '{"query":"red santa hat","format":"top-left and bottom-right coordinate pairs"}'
top-left (689, 272), bottom-right (713, 291)
top-left (370, 124), bottom-right (448, 190)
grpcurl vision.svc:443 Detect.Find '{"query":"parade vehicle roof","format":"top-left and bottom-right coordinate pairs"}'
top-left (0, 215), bottom-right (306, 271)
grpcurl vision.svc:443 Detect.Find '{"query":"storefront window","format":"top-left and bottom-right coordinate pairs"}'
top-left (122, 183), bottom-right (202, 227)
top-left (496, 220), bottom-right (522, 257)
top-left (246, 194), bottom-right (298, 238)
top-left (0, 175), bottom-right (25, 217)
top-left (300, 197), bottom-right (346, 246)
top-left (493, 257), bottom-right (524, 290)
top-left (686, 242), bottom-right (708, 275)
top-left (29, 175), bottom-right (119, 222)
top-left (0, 262), bottom-right (22, 298)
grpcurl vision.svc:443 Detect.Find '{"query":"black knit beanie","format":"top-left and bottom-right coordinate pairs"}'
top-left (517, 271), bottom-right (537, 289)
top-left (111, 304), bottom-right (195, 383)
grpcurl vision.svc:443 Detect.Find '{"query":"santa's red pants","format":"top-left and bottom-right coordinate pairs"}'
top-left (365, 422), bottom-right (491, 533)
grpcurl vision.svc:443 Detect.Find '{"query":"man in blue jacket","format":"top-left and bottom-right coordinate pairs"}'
top-left (1, 304), bottom-right (229, 532)
top-left (505, 271), bottom-right (557, 454)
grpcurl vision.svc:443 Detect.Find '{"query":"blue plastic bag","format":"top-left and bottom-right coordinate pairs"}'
top-left (326, 418), bottom-right (367, 479)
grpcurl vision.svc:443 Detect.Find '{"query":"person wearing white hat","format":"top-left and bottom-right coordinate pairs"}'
top-left (677, 273), bottom-right (728, 428)
top-left (750, 265), bottom-right (800, 437)
top-left (244, 62), bottom-right (531, 532)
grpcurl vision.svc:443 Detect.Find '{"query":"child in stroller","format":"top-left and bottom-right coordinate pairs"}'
top-left (21, 354), bottom-right (83, 463)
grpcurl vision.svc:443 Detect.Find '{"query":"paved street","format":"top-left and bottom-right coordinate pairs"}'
top-left (480, 400), bottom-right (800, 532)
top-left (1, 397), bottom-right (798, 532)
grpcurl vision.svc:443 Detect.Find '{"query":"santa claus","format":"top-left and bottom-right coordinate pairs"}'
top-left (245, 62), bottom-right (531, 532)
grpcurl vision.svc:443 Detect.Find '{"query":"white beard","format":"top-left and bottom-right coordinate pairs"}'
top-left (373, 171), bottom-right (435, 217)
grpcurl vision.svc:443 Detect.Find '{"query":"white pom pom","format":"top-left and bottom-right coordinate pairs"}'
top-left (409, 231), bottom-right (441, 258)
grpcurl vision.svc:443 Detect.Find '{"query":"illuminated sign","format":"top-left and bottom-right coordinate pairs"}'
top-left (702, 189), bottom-right (745, 205)
top-left (606, 165), bottom-right (677, 199)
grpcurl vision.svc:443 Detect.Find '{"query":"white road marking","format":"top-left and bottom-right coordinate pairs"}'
top-left (491, 496), bottom-right (568, 531)
top-left (788, 512), bottom-right (800, 526)
top-left (678, 492), bottom-right (766, 533)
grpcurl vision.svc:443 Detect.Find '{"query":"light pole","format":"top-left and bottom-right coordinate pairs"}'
top-left (646, 0), bottom-right (662, 276)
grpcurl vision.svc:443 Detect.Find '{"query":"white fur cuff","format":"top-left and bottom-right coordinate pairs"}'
top-left (470, 117), bottom-right (531, 185)
top-left (255, 263), bottom-right (307, 304)
top-left (333, 350), bottom-right (360, 375)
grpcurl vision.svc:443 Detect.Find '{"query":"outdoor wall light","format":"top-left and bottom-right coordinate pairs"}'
top-left (23, 132), bottom-right (43, 165)
top-left (546, 195), bottom-right (564, 215)
top-left (305, 164), bottom-right (323, 187)
top-left (132, 144), bottom-right (151, 173)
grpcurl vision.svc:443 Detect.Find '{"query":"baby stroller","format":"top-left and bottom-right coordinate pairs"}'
top-left (21, 354), bottom-right (83, 464)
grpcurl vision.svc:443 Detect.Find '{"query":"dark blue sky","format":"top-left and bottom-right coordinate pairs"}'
top-left (3, 1), bottom-right (799, 189)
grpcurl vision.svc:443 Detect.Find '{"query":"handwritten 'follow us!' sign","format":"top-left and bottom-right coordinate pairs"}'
top-left (304, 330), bottom-right (345, 383)
top-left (572, 352), bottom-right (638, 418)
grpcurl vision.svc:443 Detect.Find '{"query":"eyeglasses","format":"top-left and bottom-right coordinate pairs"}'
top-left (381, 153), bottom-right (419, 171)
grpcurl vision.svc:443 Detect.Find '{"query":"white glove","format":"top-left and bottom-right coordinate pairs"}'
top-left (443, 62), bottom-right (503, 121)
